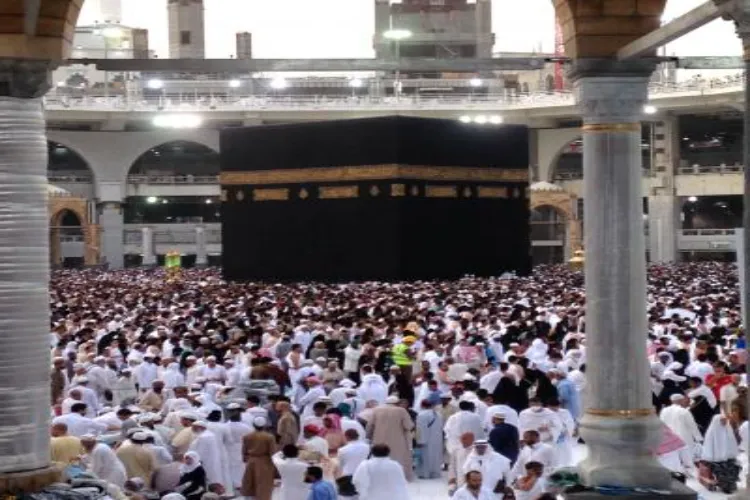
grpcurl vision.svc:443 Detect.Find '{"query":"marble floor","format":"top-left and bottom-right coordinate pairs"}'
top-left (402, 444), bottom-right (737, 500)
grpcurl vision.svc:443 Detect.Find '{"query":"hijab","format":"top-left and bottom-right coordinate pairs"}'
top-left (179, 451), bottom-right (202, 475)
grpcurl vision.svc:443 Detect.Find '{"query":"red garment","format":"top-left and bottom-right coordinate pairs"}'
top-left (706, 374), bottom-right (732, 399)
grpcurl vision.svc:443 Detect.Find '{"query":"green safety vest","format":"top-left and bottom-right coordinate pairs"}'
top-left (392, 343), bottom-right (411, 366)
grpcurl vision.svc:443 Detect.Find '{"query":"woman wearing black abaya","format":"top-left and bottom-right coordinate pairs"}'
top-left (689, 376), bottom-right (719, 435)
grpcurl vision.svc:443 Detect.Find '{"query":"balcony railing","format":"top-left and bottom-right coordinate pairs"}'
top-left (677, 164), bottom-right (744, 175)
top-left (48, 174), bottom-right (94, 183)
top-left (127, 175), bottom-right (219, 185)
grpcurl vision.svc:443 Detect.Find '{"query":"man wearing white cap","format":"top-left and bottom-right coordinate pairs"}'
top-left (225, 403), bottom-right (253, 491)
top-left (116, 431), bottom-right (156, 484)
top-left (463, 439), bottom-right (511, 495)
top-left (660, 393), bottom-right (702, 454)
top-left (80, 434), bottom-right (127, 487)
top-left (365, 395), bottom-right (414, 480)
top-left (329, 379), bottom-right (357, 407)
top-left (189, 420), bottom-right (226, 492)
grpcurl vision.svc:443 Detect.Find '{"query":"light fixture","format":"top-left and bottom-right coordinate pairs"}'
top-left (270, 77), bottom-right (288, 90)
top-left (459, 116), bottom-right (472, 124)
top-left (469, 78), bottom-right (483, 88)
top-left (229, 79), bottom-right (241, 88)
top-left (146, 196), bottom-right (158, 204)
top-left (688, 196), bottom-right (698, 203)
top-left (644, 105), bottom-right (657, 115)
top-left (489, 115), bottom-right (503, 124)
top-left (349, 78), bottom-right (364, 88)
top-left (474, 115), bottom-right (488, 124)
top-left (56, 81), bottom-right (66, 88)
top-left (152, 114), bottom-right (203, 129)
top-left (162, 199), bottom-right (169, 204)
top-left (205, 199), bottom-right (213, 204)
top-left (383, 29), bottom-right (413, 41)
top-left (147, 78), bottom-right (164, 90)
top-left (100, 26), bottom-right (123, 38)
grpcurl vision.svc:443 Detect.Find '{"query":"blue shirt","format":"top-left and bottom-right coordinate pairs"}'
top-left (308, 479), bottom-right (337, 500)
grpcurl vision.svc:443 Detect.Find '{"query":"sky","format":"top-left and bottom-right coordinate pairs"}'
top-left (77, 0), bottom-right (744, 60)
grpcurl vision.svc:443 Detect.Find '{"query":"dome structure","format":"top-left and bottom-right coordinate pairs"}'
top-left (530, 181), bottom-right (564, 193)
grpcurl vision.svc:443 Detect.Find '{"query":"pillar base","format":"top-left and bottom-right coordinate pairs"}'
top-left (578, 413), bottom-right (672, 489)
top-left (0, 466), bottom-right (62, 495)
top-left (563, 480), bottom-right (697, 500)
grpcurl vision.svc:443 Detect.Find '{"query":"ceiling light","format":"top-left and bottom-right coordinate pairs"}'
top-left (459, 116), bottom-right (472, 123)
top-left (229, 79), bottom-right (241, 88)
top-left (146, 196), bottom-right (158, 204)
top-left (270, 77), bottom-right (288, 90)
top-left (489, 115), bottom-right (503, 124)
top-left (688, 196), bottom-right (698, 203)
top-left (162, 199), bottom-right (168, 204)
top-left (383, 29), bottom-right (413, 41)
top-left (205, 199), bottom-right (213, 204)
top-left (469, 78), bottom-right (483, 88)
top-left (147, 78), bottom-right (164, 90)
top-left (152, 114), bottom-right (203, 129)
top-left (474, 115), bottom-right (488, 124)
top-left (644, 105), bottom-right (657, 115)
top-left (349, 78), bottom-right (363, 88)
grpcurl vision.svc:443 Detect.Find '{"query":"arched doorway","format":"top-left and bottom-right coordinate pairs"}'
top-left (531, 205), bottom-right (567, 265)
top-left (51, 208), bottom-right (84, 268)
top-left (128, 140), bottom-right (219, 178)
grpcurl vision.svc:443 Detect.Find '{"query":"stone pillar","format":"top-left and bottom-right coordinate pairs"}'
top-left (195, 226), bottom-right (208, 266)
top-left (571, 60), bottom-right (671, 489)
top-left (0, 60), bottom-right (61, 489)
top-left (99, 202), bottom-right (124, 269)
top-left (142, 227), bottom-right (156, 266)
top-left (648, 117), bottom-right (680, 262)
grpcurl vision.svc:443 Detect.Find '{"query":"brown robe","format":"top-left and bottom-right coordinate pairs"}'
top-left (366, 405), bottom-right (415, 480)
top-left (51, 369), bottom-right (66, 405)
top-left (241, 430), bottom-right (276, 500)
top-left (276, 412), bottom-right (299, 448)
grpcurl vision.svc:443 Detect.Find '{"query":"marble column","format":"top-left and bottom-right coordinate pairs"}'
top-left (648, 117), bottom-right (680, 263)
top-left (0, 60), bottom-right (60, 488)
top-left (99, 202), bottom-right (124, 269)
top-left (571, 60), bottom-right (671, 489)
top-left (142, 227), bottom-right (156, 266)
top-left (195, 226), bottom-right (208, 266)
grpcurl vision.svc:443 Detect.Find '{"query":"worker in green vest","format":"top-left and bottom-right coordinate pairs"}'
top-left (392, 335), bottom-right (417, 381)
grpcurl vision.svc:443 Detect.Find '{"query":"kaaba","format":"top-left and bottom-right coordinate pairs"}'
top-left (220, 116), bottom-right (530, 282)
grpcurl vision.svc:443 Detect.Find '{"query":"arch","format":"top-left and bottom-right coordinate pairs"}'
top-left (127, 140), bottom-right (220, 177)
top-left (47, 140), bottom-right (95, 181)
top-left (49, 194), bottom-right (100, 267)
top-left (537, 127), bottom-right (581, 183)
top-left (530, 187), bottom-right (582, 264)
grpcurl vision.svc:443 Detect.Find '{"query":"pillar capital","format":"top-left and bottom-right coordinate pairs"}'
top-left (0, 60), bottom-right (53, 99)
top-left (722, 0), bottom-right (750, 56)
top-left (569, 60), bottom-right (655, 125)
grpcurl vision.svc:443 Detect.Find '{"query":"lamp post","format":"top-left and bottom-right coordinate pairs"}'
top-left (383, 29), bottom-right (412, 99)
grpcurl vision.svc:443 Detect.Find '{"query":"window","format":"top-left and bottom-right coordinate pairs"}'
top-left (180, 31), bottom-right (191, 45)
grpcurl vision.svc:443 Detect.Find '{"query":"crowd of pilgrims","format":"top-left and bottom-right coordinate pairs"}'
top-left (47, 262), bottom-right (748, 500)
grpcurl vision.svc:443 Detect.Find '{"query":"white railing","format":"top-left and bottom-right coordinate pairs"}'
top-left (42, 75), bottom-right (746, 113)
top-left (677, 164), bottom-right (744, 175)
top-left (48, 174), bottom-right (94, 183)
top-left (127, 174), bottom-right (219, 184)
top-left (680, 228), bottom-right (736, 237)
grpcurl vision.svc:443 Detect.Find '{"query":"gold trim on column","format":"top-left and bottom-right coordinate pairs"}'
top-left (220, 164), bottom-right (528, 185)
top-left (391, 184), bottom-right (406, 197)
top-left (586, 408), bottom-right (654, 419)
top-left (319, 185), bottom-right (359, 199)
top-left (477, 186), bottom-right (508, 199)
top-left (425, 185), bottom-right (458, 198)
top-left (253, 188), bottom-right (289, 201)
top-left (582, 123), bottom-right (641, 133)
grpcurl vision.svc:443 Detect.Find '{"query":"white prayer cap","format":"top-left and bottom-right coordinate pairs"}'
top-left (138, 413), bottom-right (156, 423)
top-left (80, 434), bottom-right (97, 442)
top-left (474, 439), bottom-right (489, 446)
top-left (227, 403), bottom-right (242, 411)
top-left (178, 411), bottom-right (199, 421)
top-left (670, 394), bottom-right (685, 403)
top-left (462, 374), bottom-right (476, 381)
top-left (491, 410), bottom-right (507, 419)
top-left (339, 379), bottom-right (357, 388)
top-left (191, 420), bottom-right (208, 429)
top-left (162, 493), bottom-right (186, 500)
top-left (385, 396), bottom-right (400, 404)
top-left (315, 357), bottom-right (326, 362)
top-left (131, 431), bottom-right (149, 443)
top-left (73, 376), bottom-right (89, 384)
top-left (253, 416), bottom-right (267, 428)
